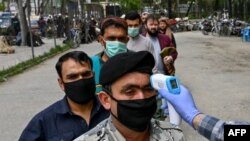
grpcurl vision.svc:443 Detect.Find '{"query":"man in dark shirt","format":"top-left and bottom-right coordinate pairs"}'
top-left (11, 15), bottom-right (20, 36)
top-left (38, 16), bottom-right (46, 37)
top-left (19, 51), bottom-right (109, 141)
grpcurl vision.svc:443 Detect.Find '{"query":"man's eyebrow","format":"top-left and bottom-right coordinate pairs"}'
top-left (66, 72), bottom-right (77, 78)
top-left (121, 83), bottom-right (152, 91)
top-left (144, 83), bottom-right (152, 87)
top-left (82, 70), bottom-right (92, 73)
top-left (106, 35), bottom-right (116, 38)
top-left (121, 84), bottom-right (139, 91)
top-left (66, 70), bottom-right (92, 77)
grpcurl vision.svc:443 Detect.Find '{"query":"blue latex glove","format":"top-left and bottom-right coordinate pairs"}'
top-left (157, 95), bottom-right (169, 116)
top-left (160, 100), bottom-right (169, 116)
top-left (158, 85), bottom-right (201, 127)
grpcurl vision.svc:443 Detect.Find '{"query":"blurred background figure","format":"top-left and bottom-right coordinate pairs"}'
top-left (89, 15), bottom-right (97, 40)
top-left (140, 12), bottom-right (149, 33)
top-left (37, 16), bottom-right (46, 37)
top-left (56, 13), bottom-right (64, 38)
top-left (64, 13), bottom-right (71, 40)
top-left (158, 17), bottom-right (177, 48)
top-left (11, 14), bottom-right (20, 36)
top-left (46, 15), bottom-right (53, 38)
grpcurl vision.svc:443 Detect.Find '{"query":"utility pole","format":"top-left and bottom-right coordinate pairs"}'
top-left (228, 0), bottom-right (232, 18)
top-left (168, 0), bottom-right (172, 18)
top-left (177, 0), bottom-right (179, 17)
top-left (186, 1), bottom-right (194, 17)
top-left (78, 0), bottom-right (82, 19)
top-left (244, 0), bottom-right (247, 21)
top-left (82, 0), bottom-right (88, 43)
top-left (51, 0), bottom-right (57, 47)
top-left (27, 1), bottom-right (35, 58)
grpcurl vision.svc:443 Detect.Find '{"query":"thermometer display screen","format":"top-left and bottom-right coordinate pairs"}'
top-left (170, 79), bottom-right (178, 89)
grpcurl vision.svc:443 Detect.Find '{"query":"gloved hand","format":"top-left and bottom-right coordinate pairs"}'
top-left (158, 85), bottom-right (201, 127)
top-left (160, 100), bottom-right (169, 116)
top-left (157, 94), bottom-right (169, 116)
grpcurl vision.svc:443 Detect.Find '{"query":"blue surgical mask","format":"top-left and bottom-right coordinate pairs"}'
top-left (128, 27), bottom-right (139, 37)
top-left (105, 40), bottom-right (127, 57)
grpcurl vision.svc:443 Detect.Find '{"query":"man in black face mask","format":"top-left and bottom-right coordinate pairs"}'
top-left (74, 51), bottom-right (185, 141)
top-left (19, 51), bottom-right (109, 141)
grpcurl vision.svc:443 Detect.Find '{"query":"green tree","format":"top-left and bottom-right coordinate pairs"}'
top-left (0, 3), bottom-right (5, 11)
top-left (113, 0), bottom-right (141, 13)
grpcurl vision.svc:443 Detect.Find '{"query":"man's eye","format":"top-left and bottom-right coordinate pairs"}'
top-left (124, 89), bottom-right (136, 96)
top-left (116, 37), bottom-right (127, 43)
top-left (82, 71), bottom-right (93, 78)
top-left (68, 75), bottom-right (78, 79)
top-left (106, 37), bottom-right (116, 41)
top-left (143, 87), bottom-right (156, 93)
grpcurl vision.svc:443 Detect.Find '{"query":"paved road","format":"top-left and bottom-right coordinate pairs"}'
top-left (0, 38), bottom-right (64, 70)
top-left (175, 32), bottom-right (250, 140)
top-left (0, 41), bottom-right (101, 141)
top-left (0, 31), bottom-right (250, 140)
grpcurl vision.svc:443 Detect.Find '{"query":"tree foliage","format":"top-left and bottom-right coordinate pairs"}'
top-left (0, 3), bottom-right (5, 11)
top-left (113, 0), bottom-right (141, 13)
top-left (172, 0), bottom-right (250, 20)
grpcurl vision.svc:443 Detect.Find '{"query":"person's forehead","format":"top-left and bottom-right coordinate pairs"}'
top-left (147, 18), bottom-right (158, 22)
top-left (159, 21), bottom-right (167, 24)
top-left (147, 19), bottom-right (158, 25)
top-left (112, 72), bottom-right (150, 88)
top-left (103, 26), bottom-right (127, 36)
top-left (126, 19), bottom-right (140, 24)
top-left (61, 59), bottom-right (90, 73)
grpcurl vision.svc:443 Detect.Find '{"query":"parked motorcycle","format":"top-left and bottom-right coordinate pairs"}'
top-left (201, 19), bottom-right (213, 35)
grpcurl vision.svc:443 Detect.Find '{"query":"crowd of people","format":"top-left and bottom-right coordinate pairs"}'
top-left (1, 13), bottom-right (100, 47)
top-left (18, 11), bottom-right (249, 141)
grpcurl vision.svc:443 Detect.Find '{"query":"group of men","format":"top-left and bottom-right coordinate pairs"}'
top-left (18, 11), bottom-right (249, 141)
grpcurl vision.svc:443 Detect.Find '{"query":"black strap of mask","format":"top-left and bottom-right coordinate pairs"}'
top-left (108, 94), bottom-right (119, 102)
top-left (107, 94), bottom-right (121, 122)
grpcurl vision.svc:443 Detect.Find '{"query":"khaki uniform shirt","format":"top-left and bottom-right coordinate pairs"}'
top-left (74, 117), bottom-right (185, 141)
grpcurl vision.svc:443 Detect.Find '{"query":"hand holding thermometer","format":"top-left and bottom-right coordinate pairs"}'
top-left (150, 74), bottom-right (182, 125)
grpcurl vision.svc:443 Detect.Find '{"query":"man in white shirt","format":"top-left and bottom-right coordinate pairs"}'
top-left (125, 11), bottom-right (155, 58)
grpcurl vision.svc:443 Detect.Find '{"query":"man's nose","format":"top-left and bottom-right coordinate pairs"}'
top-left (136, 90), bottom-right (146, 99)
top-left (152, 25), bottom-right (158, 28)
top-left (78, 75), bottom-right (83, 79)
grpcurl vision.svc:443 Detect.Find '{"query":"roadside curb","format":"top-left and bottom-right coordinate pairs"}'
top-left (0, 44), bottom-right (71, 83)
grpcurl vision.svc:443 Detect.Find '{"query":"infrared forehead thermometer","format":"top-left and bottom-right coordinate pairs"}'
top-left (150, 74), bottom-right (182, 125)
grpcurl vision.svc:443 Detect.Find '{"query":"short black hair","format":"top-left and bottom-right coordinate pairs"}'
top-left (125, 11), bottom-right (141, 23)
top-left (100, 51), bottom-right (154, 86)
top-left (100, 16), bottom-right (128, 35)
top-left (100, 51), bottom-right (155, 95)
top-left (55, 51), bottom-right (93, 78)
top-left (145, 14), bottom-right (158, 24)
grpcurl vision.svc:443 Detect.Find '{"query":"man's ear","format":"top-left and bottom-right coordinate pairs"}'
top-left (125, 35), bottom-right (129, 43)
top-left (58, 78), bottom-right (65, 91)
top-left (98, 91), bottom-right (111, 110)
top-left (99, 36), bottom-right (105, 48)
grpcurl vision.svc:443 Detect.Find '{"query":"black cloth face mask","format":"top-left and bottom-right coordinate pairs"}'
top-left (110, 95), bottom-right (157, 132)
top-left (64, 77), bottom-right (96, 104)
